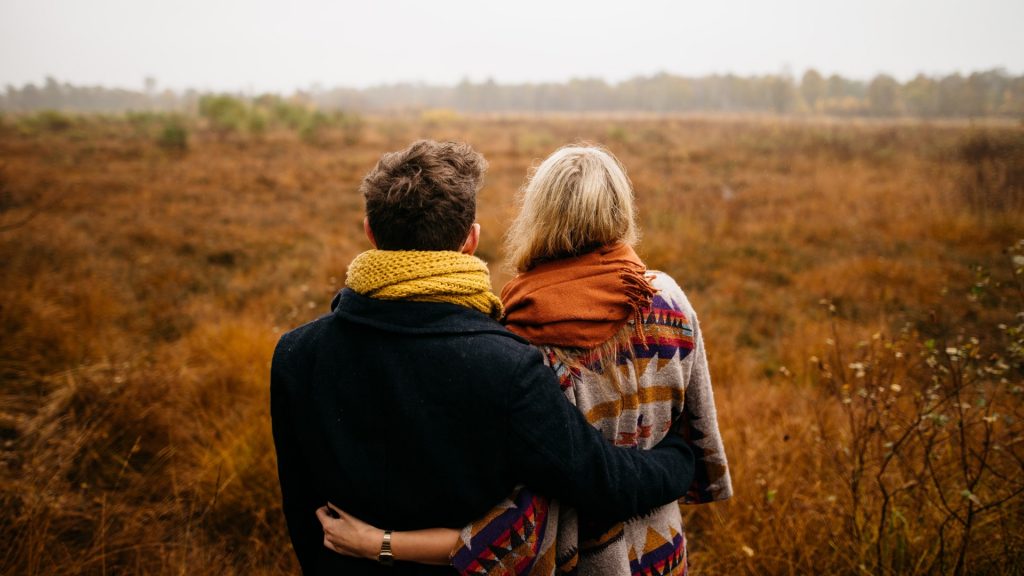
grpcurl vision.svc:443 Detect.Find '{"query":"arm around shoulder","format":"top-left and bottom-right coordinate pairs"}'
top-left (503, 346), bottom-right (696, 522)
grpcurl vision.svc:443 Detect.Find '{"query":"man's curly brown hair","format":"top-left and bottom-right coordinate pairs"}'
top-left (360, 140), bottom-right (487, 251)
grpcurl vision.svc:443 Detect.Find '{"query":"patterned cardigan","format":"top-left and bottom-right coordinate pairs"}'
top-left (450, 272), bottom-right (732, 576)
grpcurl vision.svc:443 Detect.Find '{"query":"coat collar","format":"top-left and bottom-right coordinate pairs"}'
top-left (330, 288), bottom-right (528, 341)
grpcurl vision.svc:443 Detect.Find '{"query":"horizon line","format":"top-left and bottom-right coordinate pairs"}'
top-left (6, 66), bottom-right (1022, 95)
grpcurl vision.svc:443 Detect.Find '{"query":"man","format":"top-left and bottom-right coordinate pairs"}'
top-left (271, 140), bottom-right (695, 575)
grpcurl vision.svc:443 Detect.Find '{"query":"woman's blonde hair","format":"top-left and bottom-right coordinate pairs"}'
top-left (505, 144), bottom-right (639, 272)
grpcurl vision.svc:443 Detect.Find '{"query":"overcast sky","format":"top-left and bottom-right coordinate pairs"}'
top-left (1, 0), bottom-right (1022, 93)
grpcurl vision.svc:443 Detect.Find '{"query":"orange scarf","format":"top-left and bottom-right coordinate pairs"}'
top-left (500, 243), bottom-right (656, 349)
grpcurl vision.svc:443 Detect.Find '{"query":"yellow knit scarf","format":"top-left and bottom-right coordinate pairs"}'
top-left (346, 250), bottom-right (504, 320)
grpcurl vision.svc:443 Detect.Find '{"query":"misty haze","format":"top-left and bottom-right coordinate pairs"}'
top-left (1, 1), bottom-right (1022, 575)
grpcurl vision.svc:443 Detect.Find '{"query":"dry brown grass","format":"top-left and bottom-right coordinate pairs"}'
top-left (1, 114), bottom-right (1022, 575)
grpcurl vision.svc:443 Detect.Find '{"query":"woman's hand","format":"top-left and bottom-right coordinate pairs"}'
top-left (316, 502), bottom-right (384, 560)
top-left (316, 502), bottom-right (462, 565)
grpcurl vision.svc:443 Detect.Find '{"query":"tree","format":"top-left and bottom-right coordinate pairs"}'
top-left (938, 74), bottom-right (967, 117)
top-left (904, 74), bottom-right (938, 117)
top-left (867, 74), bottom-right (902, 116)
top-left (768, 74), bottom-right (803, 114)
top-left (801, 69), bottom-right (826, 112)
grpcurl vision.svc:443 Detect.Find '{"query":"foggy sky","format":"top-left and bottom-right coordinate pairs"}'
top-left (1, 0), bottom-right (1022, 93)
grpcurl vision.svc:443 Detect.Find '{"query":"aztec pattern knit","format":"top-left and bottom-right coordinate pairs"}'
top-left (346, 249), bottom-right (504, 320)
top-left (451, 272), bottom-right (732, 576)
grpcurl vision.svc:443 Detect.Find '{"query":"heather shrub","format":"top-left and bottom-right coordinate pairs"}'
top-left (157, 115), bottom-right (189, 152)
top-left (198, 95), bottom-right (248, 137)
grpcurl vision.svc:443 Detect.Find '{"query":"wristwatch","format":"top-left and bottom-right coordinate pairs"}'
top-left (378, 530), bottom-right (394, 567)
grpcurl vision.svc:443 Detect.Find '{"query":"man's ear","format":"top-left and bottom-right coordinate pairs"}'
top-left (363, 217), bottom-right (378, 249)
top-left (460, 223), bottom-right (481, 255)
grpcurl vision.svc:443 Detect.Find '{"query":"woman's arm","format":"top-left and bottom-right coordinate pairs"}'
top-left (675, 309), bottom-right (733, 504)
top-left (316, 503), bottom-right (460, 566)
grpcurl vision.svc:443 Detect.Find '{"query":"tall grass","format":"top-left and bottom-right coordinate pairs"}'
top-left (1, 115), bottom-right (1021, 574)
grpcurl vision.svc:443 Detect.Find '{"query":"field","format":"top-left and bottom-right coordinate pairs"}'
top-left (1, 112), bottom-right (1023, 575)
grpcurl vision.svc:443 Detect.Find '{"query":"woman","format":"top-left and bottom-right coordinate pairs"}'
top-left (317, 145), bottom-right (732, 574)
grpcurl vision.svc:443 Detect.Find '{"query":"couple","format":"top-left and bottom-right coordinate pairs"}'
top-left (270, 140), bottom-right (731, 575)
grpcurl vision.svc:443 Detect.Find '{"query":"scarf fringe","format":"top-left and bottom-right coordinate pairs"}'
top-left (619, 268), bottom-right (657, 345)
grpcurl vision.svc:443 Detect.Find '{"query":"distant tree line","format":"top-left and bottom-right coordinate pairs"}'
top-left (1, 77), bottom-right (188, 114)
top-left (3, 69), bottom-right (1023, 118)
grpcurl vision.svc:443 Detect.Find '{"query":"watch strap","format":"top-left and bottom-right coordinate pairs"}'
top-left (378, 529), bottom-right (394, 566)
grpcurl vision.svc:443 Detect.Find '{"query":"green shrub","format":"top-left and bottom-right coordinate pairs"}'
top-left (267, 98), bottom-right (312, 131)
top-left (125, 110), bottom-right (161, 128)
top-left (157, 116), bottom-right (189, 152)
top-left (21, 110), bottom-right (74, 133)
top-left (606, 124), bottom-right (628, 144)
top-left (299, 111), bottom-right (329, 145)
top-left (247, 109), bottom-right (268, 137)
top-left (198, 95), bottom-right (248, 137)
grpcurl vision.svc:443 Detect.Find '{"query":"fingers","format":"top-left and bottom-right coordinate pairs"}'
top-left (315, 505), bottom-right (331, 526)
top-left (323, 535), bottom-right (339, 553)
top-left (318, 501), bottom-right (363, 558)
top-left (327, 501), bottom-right (345, 517)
